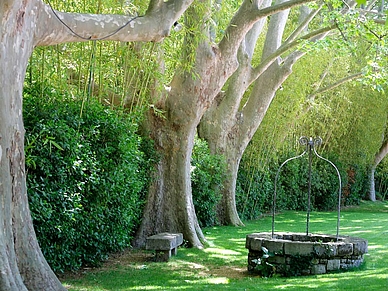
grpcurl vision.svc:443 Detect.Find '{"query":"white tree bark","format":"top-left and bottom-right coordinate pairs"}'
top-left (198, 1), bottom-right (339, 225)
top-left (369, 138), bottom-right (388, 201)
top-left (0, 0), bottom-right (192, 289)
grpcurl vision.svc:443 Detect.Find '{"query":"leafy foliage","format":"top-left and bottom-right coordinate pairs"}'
top-left (373, 160), bottom-right (388, 201)
top-left (23, 82), bottom-right (156, 272)
top-left (237, 150), bottom-right (350, 218)
top-left (251, 247), bottom-right (276, 278)
top-left (191, 138), bottom-right (227, 227)
top-left (236, 164), bottom-right (274, 221)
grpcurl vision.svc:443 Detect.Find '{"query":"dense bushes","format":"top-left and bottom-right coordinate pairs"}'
top-left (23, 83), bottom-right (227, 272)
top-left (236, 151), bottom-right (366, 219)
top-left (236, 166), bottom-right (274, 221)
top-left (375, 160), bottom-right (388, 201)
top-left (191, 138), bottom-right (227, 227)
top-left (23, 83), bottom-right (155, 272)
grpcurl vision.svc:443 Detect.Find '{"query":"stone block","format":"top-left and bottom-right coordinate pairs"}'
top-left (314, 243), bottom-right (337, 257)
top-left (327, 259), bottom-right (341, 271)
top-left (311, 264), bottom-right (326, 275)
top-left (292, 234), bottom-right (310, 242)
top-left (337, 242), bottom-right (353, 255)
top-left (353, 240), bottom-right (368, 256)
top-left (284, 241), bottom-right (314, 256)
top-left (247, 237), bottom-right (263, 251)
top-left (268, 256), bottom-right (286, 264)
top-left (263, 239), bottom-right (285, 254)
top-left (246, 233), bottom-right (270, 250)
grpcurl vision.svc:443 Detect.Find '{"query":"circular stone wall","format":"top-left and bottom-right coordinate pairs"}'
top-left (246, 232), bottom-right (368, 277)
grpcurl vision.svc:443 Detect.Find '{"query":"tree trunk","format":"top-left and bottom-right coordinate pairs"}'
top-left (0, 3), bottom-right (66, 290)
top-left (218, 149), bottom-right (245, 226)
top-left (198, 0), bottom-right (336, 225)
top-left (134, 116), bottom-right (205, 247)
top-left (1, 0), bottom-right (193, 289)
top-left (199, 0), bottom-right (293, 225)
top-left (200, 61), bottom-right (292, 226)
top-left (134, 0), bottom-right (319, 247)
top-left (369, 167), bottom-right (377, 202)
top-left (369, 138), bottom-right (388, 201)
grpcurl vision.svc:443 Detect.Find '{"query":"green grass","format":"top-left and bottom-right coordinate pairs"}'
top-left (61, 201), bottom-right (388, 290)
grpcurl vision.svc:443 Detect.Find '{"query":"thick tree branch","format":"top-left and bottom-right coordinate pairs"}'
top-left (262, 0), bottom-right (291, 59)
top-left (218, 0), bottom-right (316, 63)
top-left (243, 0), bottom-right (272, 59)
top-left (250, 25), bottom-right (336, 84)
top-left (373, 138), bottom-right (388, 168)
top-left (35, 0), bottom-right (193, 46)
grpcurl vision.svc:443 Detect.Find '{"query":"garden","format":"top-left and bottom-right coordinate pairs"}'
top-left (2, 0), bottom-right (388, 289)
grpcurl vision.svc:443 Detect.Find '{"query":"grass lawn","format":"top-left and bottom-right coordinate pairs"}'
top-left (61, 201), bottom-right (388, 290)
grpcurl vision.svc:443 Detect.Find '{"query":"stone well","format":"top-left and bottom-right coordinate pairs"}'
top-left (246, 232), bottom-right (368, 276)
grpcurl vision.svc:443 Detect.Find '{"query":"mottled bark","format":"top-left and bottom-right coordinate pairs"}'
top-left (369, 139), bottom-right (388, 201)
top-left (199, 1), bottom-right (329, 225)
top-left (134, 0), bottom-right (315, 246)
top-left (0, 0), bottom-right (192, 289)
top-left (134, 117), bottom-right (205, 247)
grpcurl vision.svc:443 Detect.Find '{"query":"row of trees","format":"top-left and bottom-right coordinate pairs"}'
top-left (1, 0), bottom-right (387, 289)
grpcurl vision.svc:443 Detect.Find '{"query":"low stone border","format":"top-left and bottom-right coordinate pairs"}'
top-left (146, 232), bottom-right (183, 262)
top-left (246, 232), bottom-right (368, 276)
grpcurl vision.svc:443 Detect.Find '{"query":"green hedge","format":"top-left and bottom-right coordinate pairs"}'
top-left (237, 151), bottom-right (366, 220)
top-left (191, 138), bottom-right (226, 227)
top-left (23, 83), bottom-right (155, 272)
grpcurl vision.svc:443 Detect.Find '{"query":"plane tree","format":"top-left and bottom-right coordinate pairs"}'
top-left (0, 0), bottom-right (192, 289)
top-left (132, 0), bottom-right (319, 247)
top-left (197, 0), bottom-right (388, 225)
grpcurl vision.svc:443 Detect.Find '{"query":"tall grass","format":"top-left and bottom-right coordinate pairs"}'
top-left (62, 201), bottom-right (388, 290)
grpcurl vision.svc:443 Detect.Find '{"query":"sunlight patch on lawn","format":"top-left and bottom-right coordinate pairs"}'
top-left (368, 244), bottom-right (384, 250)
top-left (206, 277), bottom-right (229, 284)
top-left (347, 230), bottom-right (373, 234)
top-left (65, 285), bottom-right (107, 291)
top-left (362, 272), bottom-right (388, 280)
top-left (228, 238), bottom-right (245, 243)
top-left (184, 277), bottom-right (229, 285)
top-left (204, 248), bottom-right (242, 256)
top-left (170, 260), bottom-right (208, 271)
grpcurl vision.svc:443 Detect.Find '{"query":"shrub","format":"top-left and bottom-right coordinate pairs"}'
top-left (342, 164), bottom-right (368, 205)
top-left (375, 161), bottom-right (388, 201)
top-left (236, 150), bottom-right (361, 219)
top-left (191, 138), bottom-right (226, 227)
top-left (236, 165), bottom-right (274, 221)
top-left (23, 83), bottom-right (155, 272)
top-left (275, 154), bottom-right (345, 212)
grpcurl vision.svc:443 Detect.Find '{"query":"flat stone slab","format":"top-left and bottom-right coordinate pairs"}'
top-left (146, 233), bottom-right (183, 262)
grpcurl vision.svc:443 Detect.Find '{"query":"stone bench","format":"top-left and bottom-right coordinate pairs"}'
top-left (146, 232), bottom-right (183, 262)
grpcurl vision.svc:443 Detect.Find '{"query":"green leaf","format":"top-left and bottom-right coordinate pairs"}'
top-left (355, 0), bottom-right (367, 5)
top-left (50, 140), bottom-right (64, 151)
